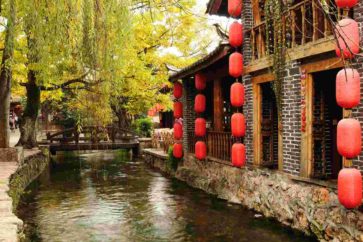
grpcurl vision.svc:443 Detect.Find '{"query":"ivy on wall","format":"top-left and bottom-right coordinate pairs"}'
top-left (264, 0), bottom-right (288, 121)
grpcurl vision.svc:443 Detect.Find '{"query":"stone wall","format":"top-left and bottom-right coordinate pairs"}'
top-left (8, 149), bottom-right (50, 209)
top-left (176, 155), bottom-right (363, 242)
top-left (3, 149), bottom-right (50, 241)
top-left (143, 149), bottom-right (175, 176)
top-left (139, 138), bottom-right (152, 152)
top-left (143, 150), bottom-right (363, 241)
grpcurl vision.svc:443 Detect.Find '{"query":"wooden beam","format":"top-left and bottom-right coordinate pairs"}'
top-left (245, 37), bottom-right (337, 74)
top-left (213, 79), bottom-right (224, 131)
top-left (252, 0), bottom-right (261, 25)
top-left (300, 73), bottom-right (313, 178)
top-left (253, 82), bottom-right (262, 166)
top-left (252, 73), bottom-right (274, 84)
top-left (301, 57), bottom-right (344, 73)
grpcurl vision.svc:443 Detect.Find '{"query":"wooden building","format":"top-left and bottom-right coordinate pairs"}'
top-left (170, 0), bottom-right (363, 181)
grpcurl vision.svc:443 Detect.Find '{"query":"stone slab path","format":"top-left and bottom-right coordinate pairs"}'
top-left (0, 147), bottom-right (41, 242)
top-left (0, 162), bottom-right (22, 242)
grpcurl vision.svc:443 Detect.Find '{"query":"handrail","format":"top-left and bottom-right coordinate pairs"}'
top-left (248, 0), bottom-right (345, 61)
top-left (47, 125), bottom-right (138, 144)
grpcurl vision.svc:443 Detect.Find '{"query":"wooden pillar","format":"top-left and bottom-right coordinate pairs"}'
top-left (213, 79), bottom-right (224, 131)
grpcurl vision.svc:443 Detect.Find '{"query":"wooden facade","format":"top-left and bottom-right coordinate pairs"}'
top-left (170, 0), bottom-right (363, 180)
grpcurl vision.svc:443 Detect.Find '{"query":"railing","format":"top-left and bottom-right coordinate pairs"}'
top-left (188, 131), bottom-right (239, 161)
top-left (46, 125), bottom-right (138, 144)
top-left (250, 0), bottom-right (348, 61)
top-left (151, 130), bottom-right (174, 153)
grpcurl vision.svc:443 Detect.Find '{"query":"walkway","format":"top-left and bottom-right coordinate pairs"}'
top-left (0, 130), bottom-right (40, 241)
top-left (0, 162), bottom-right (22, 242)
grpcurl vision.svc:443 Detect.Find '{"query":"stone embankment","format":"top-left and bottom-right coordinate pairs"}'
top-left (143, 149), bottom-right (363, 242)
top-left (0, 147), bottom-right (49, 242)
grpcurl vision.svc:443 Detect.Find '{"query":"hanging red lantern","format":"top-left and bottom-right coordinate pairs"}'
top-left (232, 143), bottom-right (246, 167)
top-left (228, 0), bottom-right (242, 18)
top-left (337, 118), bottom-right (362, 158)
top-left (338, 168), bottom-right (362, 209)
top-left (173, 82), bottom-right (183, 99)
top-left (231, 113), bottom-right (246, 137)
top-left (174, 102), bottom-right (183, 119)
top-left (335, 19), bottom-right (360, 59)
top-left (174, 122), bottom-right (183, 140)
top-left (229, 21), bottom-right (243, 48)
top-left (335, 0), bottom-right (358, 8)
top-left (230, 82), bottom-right (245, 107)
top-left (173, 143), bottom-right (183, 158)
top-left (194, 94), bottom-right (206, 113)
top-left (195, 141), bottom-right (207, 160)
top-left (336, 68), bottom-right (360, 109)
top-left (195, 73), bottom-right (207, 91)
top-left (229, 52), bottom-right (243, 78)
top-left (195, 118), bottom-right (206, 137)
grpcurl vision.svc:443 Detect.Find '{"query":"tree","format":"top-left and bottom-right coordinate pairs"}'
top-left (0, 0), bottom-right (16, 148)
top-left (8, 0), bottom-right (212, 148)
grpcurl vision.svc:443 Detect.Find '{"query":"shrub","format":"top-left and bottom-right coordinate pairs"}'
top-left (133, 117), bottom-right (153, 137)
top-left (167, 145), bottom-right (182, 171)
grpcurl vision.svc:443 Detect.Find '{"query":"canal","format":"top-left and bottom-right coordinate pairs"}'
top-left (17, 151), bottom-right (316, 242)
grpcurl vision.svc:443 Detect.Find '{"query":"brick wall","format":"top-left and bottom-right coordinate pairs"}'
top-left (242, 0), bottom-right (253, 164)
top-left (182, 78), bottom-right (197, 154)
top-left (351, 3), bottom-right (363, 172)
top-left (281, 60), bottom-right (302, 175)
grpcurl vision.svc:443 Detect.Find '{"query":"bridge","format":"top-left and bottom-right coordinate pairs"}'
top-left (42, 126), bottom-right (139, 155)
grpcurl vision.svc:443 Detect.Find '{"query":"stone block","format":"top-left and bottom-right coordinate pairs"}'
top-left (0, 148), bottom-right (19, 163)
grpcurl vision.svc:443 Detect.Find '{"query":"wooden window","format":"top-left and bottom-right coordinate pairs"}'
top-left (300, 58), bottom-right (344, 178)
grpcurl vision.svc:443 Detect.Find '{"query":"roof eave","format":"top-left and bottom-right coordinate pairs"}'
top-left (169, 42), bottom-right (231, 82)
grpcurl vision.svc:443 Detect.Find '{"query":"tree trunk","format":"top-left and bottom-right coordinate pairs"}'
top-left (16, 70), bottom-right (40, 148)
top-left (0, 0), bottom-right (16, 148)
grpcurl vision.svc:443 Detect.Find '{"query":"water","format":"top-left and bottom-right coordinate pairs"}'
top-left (17, 151), bottom-right (316, 242)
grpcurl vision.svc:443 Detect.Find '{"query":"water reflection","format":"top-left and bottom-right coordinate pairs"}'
top-left (17, 151), bottom-right (315, 242)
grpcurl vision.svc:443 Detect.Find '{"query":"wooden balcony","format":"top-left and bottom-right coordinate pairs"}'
top-left (188, 131), bottom-right (240, 161)
top-left (248, 0), bottom-right (349, 72)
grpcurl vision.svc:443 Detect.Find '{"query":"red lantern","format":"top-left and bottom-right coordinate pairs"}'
top-left (194, 94), bottom-right (206, 113)
top-left (229, 21), bottom-right (243, 48)
top-left (335, 0), bottom-right (358, 8)
top-left (174, 122), bottom-right (183, 140)
top-left (173, 143), bottom-right (183, 158)
top-left (336, 68), bottom-right (360, 109)
top-left (232, 143), bottom-right (246, 167)
top-left (338, 168), bottom-right (362, 209)
top-left (337, 118), bottom-right (362, 158)
top-left (195, 141), bottom-right (207, 160)
top-left (230, 82), bottom-right (245, 107)
top-left (231, 113), bottom-right (246, 137)
top-left (229, 52), bottom-right (243, 78)
top-left (335, 19), bottom-right (360, 59)
top-left (228, 0), bottom-right (242, 18)
top-left (174, 102), bottom-right (183, 119)
top-left (195, 118), bottom-right (206, 137)
top-left (173, 82), bottom-right (183, 99)
top-left (195, 73), bottom-right (206, 91)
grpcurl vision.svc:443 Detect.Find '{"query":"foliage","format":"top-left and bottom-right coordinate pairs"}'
top-left (132, 117), bottom-right (153, 137)
top-left (167, 145), bottom-right (181, 171)
top-left (4, 0), bottom-right (212, 129)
